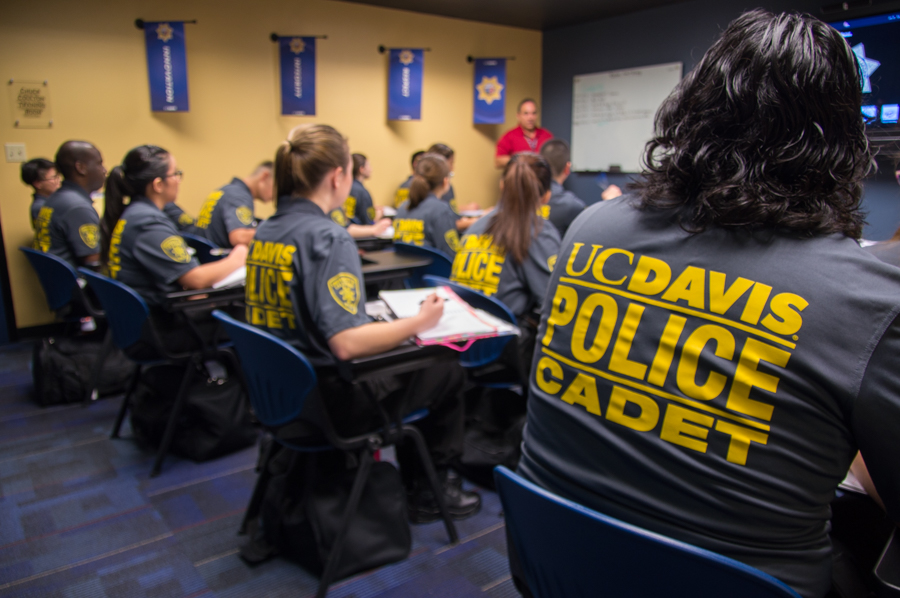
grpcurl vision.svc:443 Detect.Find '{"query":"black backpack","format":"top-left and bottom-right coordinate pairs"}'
top-left (31, 336), bottom-right (136, 406)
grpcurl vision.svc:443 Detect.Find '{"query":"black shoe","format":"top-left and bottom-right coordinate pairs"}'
top-left (407, 470), bottom-right (482, 523)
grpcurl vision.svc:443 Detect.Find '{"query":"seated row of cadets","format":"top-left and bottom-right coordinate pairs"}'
top-left (326, 153), bottom-right (392, 239)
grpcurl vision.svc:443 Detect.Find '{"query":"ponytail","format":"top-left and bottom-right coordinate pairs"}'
top-left (408, 153), bottom-right (449, 208)
top-left (487, 152), bottom-right (552, 264)
top-left (100, 145), bottom-right (170, 264)
top-left (275, 124), bottom-right (349, 204)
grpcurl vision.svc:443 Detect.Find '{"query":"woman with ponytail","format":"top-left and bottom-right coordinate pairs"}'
top-left (392, 153), bottom-right (460, 257)
top-left (250, 124), bottom-right (480, 522)
top-left (102, 145), bottom-right (248, 307)
top-left (450, 152), bottom-right (560, 321)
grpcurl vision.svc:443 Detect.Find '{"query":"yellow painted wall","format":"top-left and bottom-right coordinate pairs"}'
top-left (0, 0), bottom-right (542, 330)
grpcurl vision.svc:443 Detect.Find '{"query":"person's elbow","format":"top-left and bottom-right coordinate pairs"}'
top-left (228, 228), bottom-right (255, 247)
top-left (328, 329), bottom-right (358, 361)
top-left (494, 155), bottom-right (509, 169)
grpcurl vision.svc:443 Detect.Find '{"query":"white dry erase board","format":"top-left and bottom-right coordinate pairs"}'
top-left (571, 62), bottom-right (682, 173)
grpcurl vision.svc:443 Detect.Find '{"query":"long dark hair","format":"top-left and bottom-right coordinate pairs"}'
top-left (632, 9), bottom-right (872, 238)
top-left (101, 145), bottom-right (170, 263)
top-left (408, 153), bottom-right (450, 208)
top-left (487, 152), bottom-right (552, 264)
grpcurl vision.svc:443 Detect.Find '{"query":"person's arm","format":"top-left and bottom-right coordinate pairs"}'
top-left (495, 154), bottom-right (512, 170)
top-left (178, 244), bottom-right (248, 289)
top-left (346, 219), bottom-right (391, 239)
top-left (455, 216), bottom-right (478, 232)
top-left (328, 293), bottom-right (443, 360)
top-left (228, 228), bottom-right (256, 246)
top-left (601, 185), bottom-right (623, 201)
top-left (851, 452), bottom-right (885, 510)
top-left (79, 254), bottom-right (101, 269)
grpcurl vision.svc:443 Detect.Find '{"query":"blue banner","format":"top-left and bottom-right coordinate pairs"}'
top-left (473, 59), bottom-right (506, 124)
top-left (144, 22), bottom-right (189, 112)
top-left (388, 49), bottom-right (423, 121)
top-left (279, 37), bottom-right (316, 116)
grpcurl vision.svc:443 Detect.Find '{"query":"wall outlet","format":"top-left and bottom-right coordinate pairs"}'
top-left (5, 143), bottom-right (27, 163)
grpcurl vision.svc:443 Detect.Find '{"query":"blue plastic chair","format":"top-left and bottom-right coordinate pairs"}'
top-left (494, 466), bottom-right (802, 598)
top-left (393, 242), bottom-right (453, 288)
top-left (422, 275), bottom-right (521, 387)
top-left (20, 247), bottom-right (114, 405)
top-left (212, 310), bottom-right (459, 598)
top-left (182, 232), bottom-right (225, 264)
top-left (79, 268), bottom-right (224, 477)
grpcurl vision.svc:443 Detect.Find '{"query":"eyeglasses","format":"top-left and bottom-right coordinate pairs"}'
top-left (39, 174), bottom-right (60, 183)
top-left (162, 170), bottom-right (184, 180)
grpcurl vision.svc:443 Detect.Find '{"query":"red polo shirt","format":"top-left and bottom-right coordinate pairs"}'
top-left (495, 125), bottom-right (554, 157)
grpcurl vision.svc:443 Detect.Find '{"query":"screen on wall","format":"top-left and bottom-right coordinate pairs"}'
top-left (828, 10), bottom-right (900, 131)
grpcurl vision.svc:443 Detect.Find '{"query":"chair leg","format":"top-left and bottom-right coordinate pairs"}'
top-left (150, 363), bottom-right (195, 478)
top-left (316, 449), bottom-right (374, 598)
top-left (84, 330), bottom-right (114, 407)
top-left (403, 424), bottom-right (459, 544)
top-left (239, 440), bottom-right (276, 535)
top-left (111, 364), bottom-right (142, 439)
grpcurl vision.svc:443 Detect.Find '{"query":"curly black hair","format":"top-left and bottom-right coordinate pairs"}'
top-left (632, 9), bottom-right (874, 238)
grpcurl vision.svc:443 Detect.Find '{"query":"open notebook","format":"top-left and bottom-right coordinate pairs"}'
top-left (379, 286), bottom-right (518, 346)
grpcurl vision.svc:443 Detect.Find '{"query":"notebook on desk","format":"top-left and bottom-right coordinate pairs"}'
top-left (378, 286), bottom-right (518, 347)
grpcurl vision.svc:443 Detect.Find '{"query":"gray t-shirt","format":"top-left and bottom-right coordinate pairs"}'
top-left (393, 175), bottom-right (413, 208)
top-left (542, 181), bottom-right (586, 239)
top-left (247, 197), bottom-right (371, 365)
top-left (30, 193), bottom-right (48, 230)
top-left (393, 194), bottom-right (461, 258)
top-left (107, 198), bottom-right (199, 306)
top-left (346, 179), bottom-right (375, 225)
top-left (865, 240), bottom-right (900, 269)
top-left (451, 211), bottom-right (560, 318)
top-left (33, 181), bottom-right (100, 267)
top-left (163, 202), bottom-right (200, 234)
top-left (519, 195), bottom-right (900, 598)
top-left (195, 178), bottom-right (255, 248)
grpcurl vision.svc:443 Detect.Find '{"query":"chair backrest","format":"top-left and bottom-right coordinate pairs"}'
top-left (181, 233), bottom-right (224, 264)
top-left (494, 466), bottom-right (802, 598)
top-left (394, 242), bottom-right (452, 287)
top-left (212, 310), bottom-right (317, 428)
top-left (20, 247), bottom-right (79, 311)
top-left (78, 269), bottom-right (150, 349)
top-left (422, 275), bottom-right (515, 369)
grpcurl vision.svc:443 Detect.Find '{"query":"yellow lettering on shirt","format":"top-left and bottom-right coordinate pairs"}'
top-left (245, 240), bottom-right (298, 330)
top-left (33, 206), bottom-right (54, 252)
top-left (451, 234), bottom-right (505, 296)
top-left (196, 191), bottom-right (223, 229)
top-left (393, 218), bottom-right (425, 245)
top-left (107, 219), bottom-right (126, 278)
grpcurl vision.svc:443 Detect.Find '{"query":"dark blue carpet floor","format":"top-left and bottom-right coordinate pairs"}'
top-left (0, 343), bottom-right (517, 597)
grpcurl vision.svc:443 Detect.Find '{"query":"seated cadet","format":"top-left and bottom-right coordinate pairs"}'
top-left (426, 143), bottom-right (480, 232)
top-left (393, 153), bottom-right (461, 258)
top-left (21, 158), bottom-right (60, 230)
top-left (195, 162), bottom-right (274, 247)
top-left (518, 11), bottom-right (900, 598)
top-left (328, 204), bottom-right (391, 239)
top-left (343, 153), bottom-right (382, 225)
top-left (393, 150), bottom-right (425, 208)
top-left (451, 152), bottom-right (559, 325)
top-left (101, 145), bottom-right (247, 350)
top-left (539, 139), bottom-right (623, 238)
top-left (33, 141), bottom-right (107, 268)
top-left (247, 123), bottom-right (480, 522)
top-left (162, 202), bottom-right (201, 235)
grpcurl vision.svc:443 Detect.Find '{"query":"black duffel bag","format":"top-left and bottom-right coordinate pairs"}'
top-left (129, 361), bottom-right (257, 461)
top-left (32, 336), bottom-right (136, 407)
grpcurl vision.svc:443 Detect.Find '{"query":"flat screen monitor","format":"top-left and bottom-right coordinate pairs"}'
top-left (828, 10), bottom-right (900, 141)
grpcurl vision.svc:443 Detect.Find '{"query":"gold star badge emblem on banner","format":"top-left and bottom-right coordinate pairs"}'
top-left (156, 23), bottom-right (174, 43)
top-left (290, 38), bottom-right (305, 54)
top-left (399, 50), bottom-right (415, 65)
top-left (476, 76), bottom-right (504, 105)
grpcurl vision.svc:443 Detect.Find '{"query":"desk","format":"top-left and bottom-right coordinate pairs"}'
top-left (360, 249), bottom-right (431, 286)
top-left (355, 236), bottom-right (394, 252)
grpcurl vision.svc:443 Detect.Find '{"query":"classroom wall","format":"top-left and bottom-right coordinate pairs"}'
top-left (0, 0), bottom-right (542, 330)
top-left (541, 0), bottom-right (900, 239)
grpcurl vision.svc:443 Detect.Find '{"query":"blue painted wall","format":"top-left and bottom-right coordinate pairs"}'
top-left (541, 0), bottom-right (900, 239)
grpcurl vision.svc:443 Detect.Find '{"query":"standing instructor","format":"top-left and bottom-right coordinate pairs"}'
top-left (495, 99), bottom-right (553, 169)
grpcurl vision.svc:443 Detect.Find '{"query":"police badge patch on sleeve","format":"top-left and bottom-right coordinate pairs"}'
top-left (327, 272), bottom-right (360, 314)
top-left (79, 224), bottom-right (99, 249)
top-left (161, 236), bottom-right (192, 263)
top-left (236, 206), bottom-right (254, 226)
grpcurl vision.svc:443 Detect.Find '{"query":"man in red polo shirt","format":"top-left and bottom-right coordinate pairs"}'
top-left (495, 99), bottom-right (553, 169)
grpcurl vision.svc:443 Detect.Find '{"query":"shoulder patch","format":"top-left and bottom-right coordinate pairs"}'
top-left (79, 224), bottom-right (99, 249)
top-left (539, 205), bottom-right (551, 219)
top-left (548, 255), bottom-right (558, 271)
top-left (331, 210), bottom-right (348, 227)
top-left (161, 236), bottom-right (192, 263)
top-left (394, 188), bottom-right (410, 208)
top-left (344, 196), bottom-right (357, 218)
top-left (444, 229), bottom-right (460, 253)
top-left (367, 207), bottom-right (376, 222)
top-left (450, 198), bottom-right (459, 214)
top-left (236, 206), bottom-right (253, 226)
top-left (178, 212), bottom-right (195, 227)
top-left (327, 272), bottom-right (360, 314)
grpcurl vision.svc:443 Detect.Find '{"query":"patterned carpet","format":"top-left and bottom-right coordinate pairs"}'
top-left (0, 342), bottom-right (517, 597)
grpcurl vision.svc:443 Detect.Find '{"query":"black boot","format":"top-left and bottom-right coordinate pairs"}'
top-left (408, 469), bottom-right (482, 523)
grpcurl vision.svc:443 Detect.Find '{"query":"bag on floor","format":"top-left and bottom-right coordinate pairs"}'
top-left (245, 450), bottom-right (411, 580)
top-left (130, 361), bottom-right (257, 461)
top-left (31, 336), bottom-right (136, 406)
